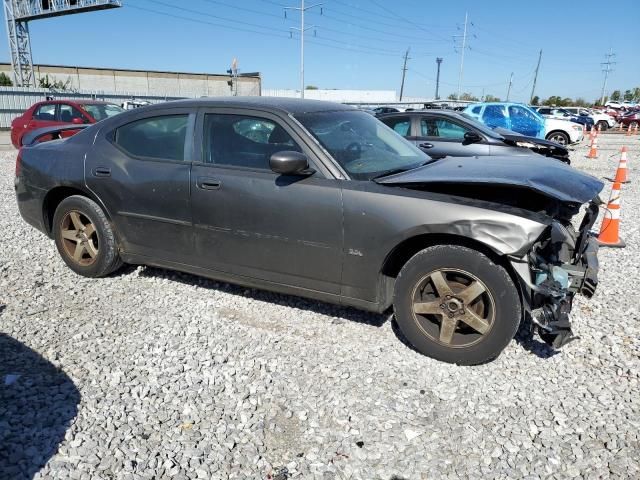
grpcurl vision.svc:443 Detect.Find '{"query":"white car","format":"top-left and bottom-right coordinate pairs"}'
top-left (563, 107), bottom-right (615, 130)
top-left (544, 117), bottom-right (584, 145)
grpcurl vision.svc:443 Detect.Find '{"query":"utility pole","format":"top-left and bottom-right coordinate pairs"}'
top-left (600, 48), bottom-right (616, 105)
top-left (506, 72), bottom-right (513, 101)
top-left (435, 57), bottom-right (443, 100)
top-left (399, 48), bottom-right (410, 101)
top-left (530, 49), bottom-right (542, 104)
top-left (285, 0), bottom-right (322, 99)
top-left (455, 12), bottom-right (468, 100)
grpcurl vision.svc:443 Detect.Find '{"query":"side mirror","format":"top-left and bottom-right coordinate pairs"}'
top-left (71, 117), bottom-right (84, 125)
top-left (270, 151), bottom-right (314, 176)
top-left (462, 131), bottom-right (482, 145)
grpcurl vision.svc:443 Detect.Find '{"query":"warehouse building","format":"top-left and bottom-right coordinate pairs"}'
top-left (0, 63), bottom-right (261, 97)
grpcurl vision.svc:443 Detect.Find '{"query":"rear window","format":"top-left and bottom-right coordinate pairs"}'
top-left (114, 115), bottom-right (188, 161)
top-left (82, 103), bottom-right (125, 121)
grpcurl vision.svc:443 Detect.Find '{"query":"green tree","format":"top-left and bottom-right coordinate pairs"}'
top-left (484, 94), bottom-right (500, 102)
top-left (632, 87), bottom-right (640, 101)
top-left (305, 85), bottom-right (318, 90)
top-left (447, 93), bottom-right (457, 100)
top-left (38, 74), bottom-right (72, 90)
top-left (460, 92), bottom-right (478, 101)
top-left (574, 97), bottom-right (588, 107)
top-left (623, 90), bottom-right (633, 101)
top-left (531, 95), bottom-right (540, 105)
top-left (610, 90), bottom-right (621, 101)
top-left (0, 72), bottom-right (12, 86)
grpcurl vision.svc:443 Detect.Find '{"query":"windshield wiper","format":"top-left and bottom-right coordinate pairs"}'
top-left (371, 160), bottom-right (433, 182)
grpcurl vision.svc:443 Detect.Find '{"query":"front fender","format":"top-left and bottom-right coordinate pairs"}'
top-left (340, 183), bottom-right (549, 303)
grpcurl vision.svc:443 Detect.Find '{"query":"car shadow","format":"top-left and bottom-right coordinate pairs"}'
top-left (135, 266), bottom-right (388, 328)
top-left (0, 330), bottom-right (81, 479)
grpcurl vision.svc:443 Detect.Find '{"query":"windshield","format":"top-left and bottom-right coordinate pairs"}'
top-left (458, 112), bottom-right (504, 139)
top-left (81, 103), bottom-right (125, 121)
top-left (295, 110), bottom-right (430, 180)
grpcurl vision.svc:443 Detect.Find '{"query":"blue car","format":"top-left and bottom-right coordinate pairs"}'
top-left (463, 102), bottom-right (546, 139)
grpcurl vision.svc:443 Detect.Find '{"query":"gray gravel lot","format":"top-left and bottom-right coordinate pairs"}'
top-left (1, 133), bottom-right (639, 479)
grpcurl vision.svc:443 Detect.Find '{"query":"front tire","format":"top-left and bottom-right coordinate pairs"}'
top-left (596, 120), bottom-right (608, 131)
top-left (52, 195), bottom-right (122, 277)
top-left (393, 245), bottom-right (521, 365)
top-left (546, 130), bottom-right (570, 145)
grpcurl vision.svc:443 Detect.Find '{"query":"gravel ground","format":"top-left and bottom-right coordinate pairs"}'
top-left (1, 133), bottom-right (639, 480)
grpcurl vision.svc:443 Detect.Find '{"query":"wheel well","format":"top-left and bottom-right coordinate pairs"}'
top-left (379, 233), bottom-right (525, 313)
top-left (545, 130), bottom-right (568, 140)
top-left (42, 186), bottom-right (97, 236)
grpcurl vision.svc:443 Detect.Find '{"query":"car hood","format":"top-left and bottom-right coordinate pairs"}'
top-left (376, 155), bottom-right (603, 204)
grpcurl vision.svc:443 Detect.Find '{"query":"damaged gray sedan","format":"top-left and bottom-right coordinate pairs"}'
top-left (14, 98), bottom-right (603, 365)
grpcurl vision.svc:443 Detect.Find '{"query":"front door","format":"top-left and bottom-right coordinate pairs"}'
top-left (415, 115), bottom-right (491, 158)
top-left (190, 110), bottom-right (343, 294)
top-left (86, 110), bottom-right (195, 263)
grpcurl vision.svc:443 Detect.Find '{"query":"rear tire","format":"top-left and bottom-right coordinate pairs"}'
top-left (393, 245), bottom-right (521, 365)
top-left (52, 195), bottom-right (122, 278)
top-left (546, 130), bottom-right (569, 145)
top-left (631, 121), bottom-right (639, 129)
top-left (597, 120), bottom-right (608, 131)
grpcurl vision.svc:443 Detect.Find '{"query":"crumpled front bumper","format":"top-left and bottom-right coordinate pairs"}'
top-left (511, 200), bottom-right (600, 348)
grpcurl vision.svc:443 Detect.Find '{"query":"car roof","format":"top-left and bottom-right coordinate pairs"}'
top-left (377, 109), bottom-right (463, 118)
top-left (141, 96), bottom-right (356, 115)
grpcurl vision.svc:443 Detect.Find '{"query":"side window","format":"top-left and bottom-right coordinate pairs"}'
top-left (380, 116), bottom-right (411, 137)
top-left (471, 106), bottom-right (481, 114)
top-left (421, 118), bottom-right (469, 139)
top-left (482, 105), bottom-right (508, 129)
top-left (33, 104), bottom-right (56, 121)
top-left (203, 114), bottom-right (302, 169)
top-left (114, 115), bottom-right (188, 161)
top-left (58, 104), bottom-right (87, 123)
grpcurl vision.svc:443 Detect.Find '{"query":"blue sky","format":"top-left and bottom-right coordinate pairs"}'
top-left (2, 0), bottom-right (639, 101)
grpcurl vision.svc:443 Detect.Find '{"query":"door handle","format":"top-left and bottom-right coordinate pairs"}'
top-left (419, 142), bottom-right (434, 149)
top-left (93, 167), bottom-right (111, 177)
top-left (197, 177), bottom-right (221, 190)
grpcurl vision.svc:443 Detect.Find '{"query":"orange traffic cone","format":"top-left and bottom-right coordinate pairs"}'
top-left (626, 124), bottom-right (632, 136)
top-left (619, 123), bottom-right (625, 132)
top-left (634, 124), bottom-right (639, 135)
top-left (607, 146), bottom-right (630, 183)
top-left (598, 182), bottom-right (625, 248)
top-left (587, 134), bottom-right (598, 159)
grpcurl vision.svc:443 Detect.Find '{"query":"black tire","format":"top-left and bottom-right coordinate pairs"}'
top-left (631, 121), bottom-right (639, 129)
top-left (393, 245), bottom-right (521, 365)
top-left (52, 195), bottom-right (123, 277)
top-left (546, 130), bottom-right (570, 145)
top-left (597, 121), bottom-right (608, 131)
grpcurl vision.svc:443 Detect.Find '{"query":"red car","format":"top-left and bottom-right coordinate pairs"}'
top-left (10, 100), bottom-right (125, 148)
top-left (618, 111), bottom-right (640, 129)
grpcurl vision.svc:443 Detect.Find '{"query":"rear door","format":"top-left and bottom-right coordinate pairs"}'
top-left (414, 115), bottom-right (490, 158)
top-left (86, 108), bottom-right (195, 263)
top-left (190, 108), bottom-right (344, 294)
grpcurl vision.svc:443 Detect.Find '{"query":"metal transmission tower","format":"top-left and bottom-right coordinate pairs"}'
top-left (3, 0), bottom-right (122, 87)
top-left (285, 0), bottom-right (322, 99)
top-left (452, 12), bottom-right (474, 100)
top-left (600, 48), bottom-right (616, 105)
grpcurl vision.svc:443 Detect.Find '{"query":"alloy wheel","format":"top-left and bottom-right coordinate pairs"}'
top-left (411, 268), bottom-right (495, 348)
top-left (549, 133), bottom-right (568, 145)
top-left (59, 210), bottom-right (99, 266)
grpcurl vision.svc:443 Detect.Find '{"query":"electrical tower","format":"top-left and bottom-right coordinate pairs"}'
top-left (453, 12), bottom-right (474, 100)
top-left (284, 0), bottom-right (322, 99)
top-left (3, 0), bottom-right (122, 87)
top-left (600, 48), bottom-right (616, 105)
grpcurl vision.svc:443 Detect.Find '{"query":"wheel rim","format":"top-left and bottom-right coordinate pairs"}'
top-left (411, 268), bottom-right (496, 348)
top-left (549, 134), bottom-right (567, 145)
top-left (59, 210), bottom-right (99, 266)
